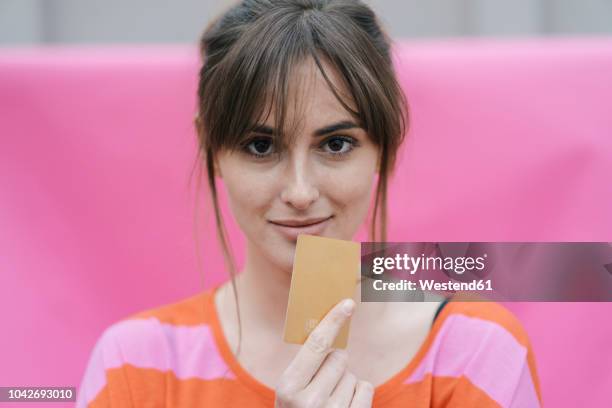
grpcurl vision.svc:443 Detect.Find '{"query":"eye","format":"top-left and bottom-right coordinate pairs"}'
top-left (321, 136), bottom-right (359, 157)
top-left (242, 137), bottom-right (276, 159)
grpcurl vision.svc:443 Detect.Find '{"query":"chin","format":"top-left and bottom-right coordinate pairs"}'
top-left (264, 241), bottom-right (296, 273)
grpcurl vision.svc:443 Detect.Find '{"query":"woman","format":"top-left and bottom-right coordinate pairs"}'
top-left (77, 1), bottom-right (542, 407)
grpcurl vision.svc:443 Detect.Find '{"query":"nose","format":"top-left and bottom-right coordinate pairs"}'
top-left (280, 154), bottom-right (320, 210)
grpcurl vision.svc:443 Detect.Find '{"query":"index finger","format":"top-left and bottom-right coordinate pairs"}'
top-left (281, 298), bottom-right (355, 391)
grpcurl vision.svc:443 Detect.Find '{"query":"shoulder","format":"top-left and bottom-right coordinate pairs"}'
top-left (436, 298), bottom-right (532, 348)
top-left (425, 298), bottom-right (543, 407)
top-left (99, 288), bottom-right (218, 358)
top-left (95, 289), bottom-right (213, 352)
top-left (83, 289), bottom-right (214, 367)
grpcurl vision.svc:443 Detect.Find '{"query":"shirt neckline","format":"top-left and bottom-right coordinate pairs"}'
top-left (204, 284), bottom-right (453, 405)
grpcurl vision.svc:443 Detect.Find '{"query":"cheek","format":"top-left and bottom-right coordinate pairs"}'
top-left (327, 153), bottom-right (377, 201)
top-left (324, 169), bottom-right (375, 240)
top-left (323, 156), bottom-right (377, 219)
top-left (221, 164), bottom-right (275, 224)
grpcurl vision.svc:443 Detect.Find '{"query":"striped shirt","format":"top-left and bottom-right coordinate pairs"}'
top-left (76, 285), bottom-right (542, 407)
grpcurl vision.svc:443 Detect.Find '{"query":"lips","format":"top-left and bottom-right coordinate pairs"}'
top-left (269, 216), bottom-right (333, 240)
top-left (269, 216), bottom-right (332, 227)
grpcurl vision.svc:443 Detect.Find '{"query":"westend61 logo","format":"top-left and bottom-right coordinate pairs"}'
top-left (371, 253), bottom-right (488, 276)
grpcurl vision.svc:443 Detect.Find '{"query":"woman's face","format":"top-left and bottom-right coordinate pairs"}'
top-left (215, 57), bottom-right (380, 272)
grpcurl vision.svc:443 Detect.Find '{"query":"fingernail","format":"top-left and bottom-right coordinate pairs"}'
top-left (342, 299), bottom-right (355, 315)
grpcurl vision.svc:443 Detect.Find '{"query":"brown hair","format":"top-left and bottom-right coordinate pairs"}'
top-left (192, 0), bottom-right (408, 361)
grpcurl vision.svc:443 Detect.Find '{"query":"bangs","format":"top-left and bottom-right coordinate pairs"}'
top-left (243, 51), bottom-right (361, 151)
top-left (198, 5), bottom-right (405, 159)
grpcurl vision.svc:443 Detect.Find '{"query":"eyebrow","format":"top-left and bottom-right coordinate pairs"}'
top-left (249, 120), bottom-right (361, 137)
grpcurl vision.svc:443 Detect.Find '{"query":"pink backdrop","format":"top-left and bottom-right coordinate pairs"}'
top-left (1, 38), bottom-right (611, 407)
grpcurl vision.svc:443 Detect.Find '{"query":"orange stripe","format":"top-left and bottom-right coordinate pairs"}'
top-left (372, 372), bottom-right (502, 407)
top-left (88, 365), bottom-right (502, 407)
top-left (88, 364), bottom-right (271, 407)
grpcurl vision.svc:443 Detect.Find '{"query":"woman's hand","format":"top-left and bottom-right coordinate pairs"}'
top-left (274, 299), bottom-right (374, 408)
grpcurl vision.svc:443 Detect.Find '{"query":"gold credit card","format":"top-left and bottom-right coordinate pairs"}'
top-left (282, 234), bottom-right (360, 349)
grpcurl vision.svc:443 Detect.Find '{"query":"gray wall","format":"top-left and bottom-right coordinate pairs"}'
top-left (1, 0), bottom-right (611, 44)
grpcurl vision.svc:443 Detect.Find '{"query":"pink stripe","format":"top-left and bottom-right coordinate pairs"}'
top-left (405, 314), bottom-right (540, 408)
top-left (76, 328), bottom-right (115, 407)
top-left (507, 357), bottom-right (541, 407)
top-left (76, 317), bottom-right (235, 406)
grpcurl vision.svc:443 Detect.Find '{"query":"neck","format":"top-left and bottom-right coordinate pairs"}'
top-left (239, 239), bottom-right (293, 330)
